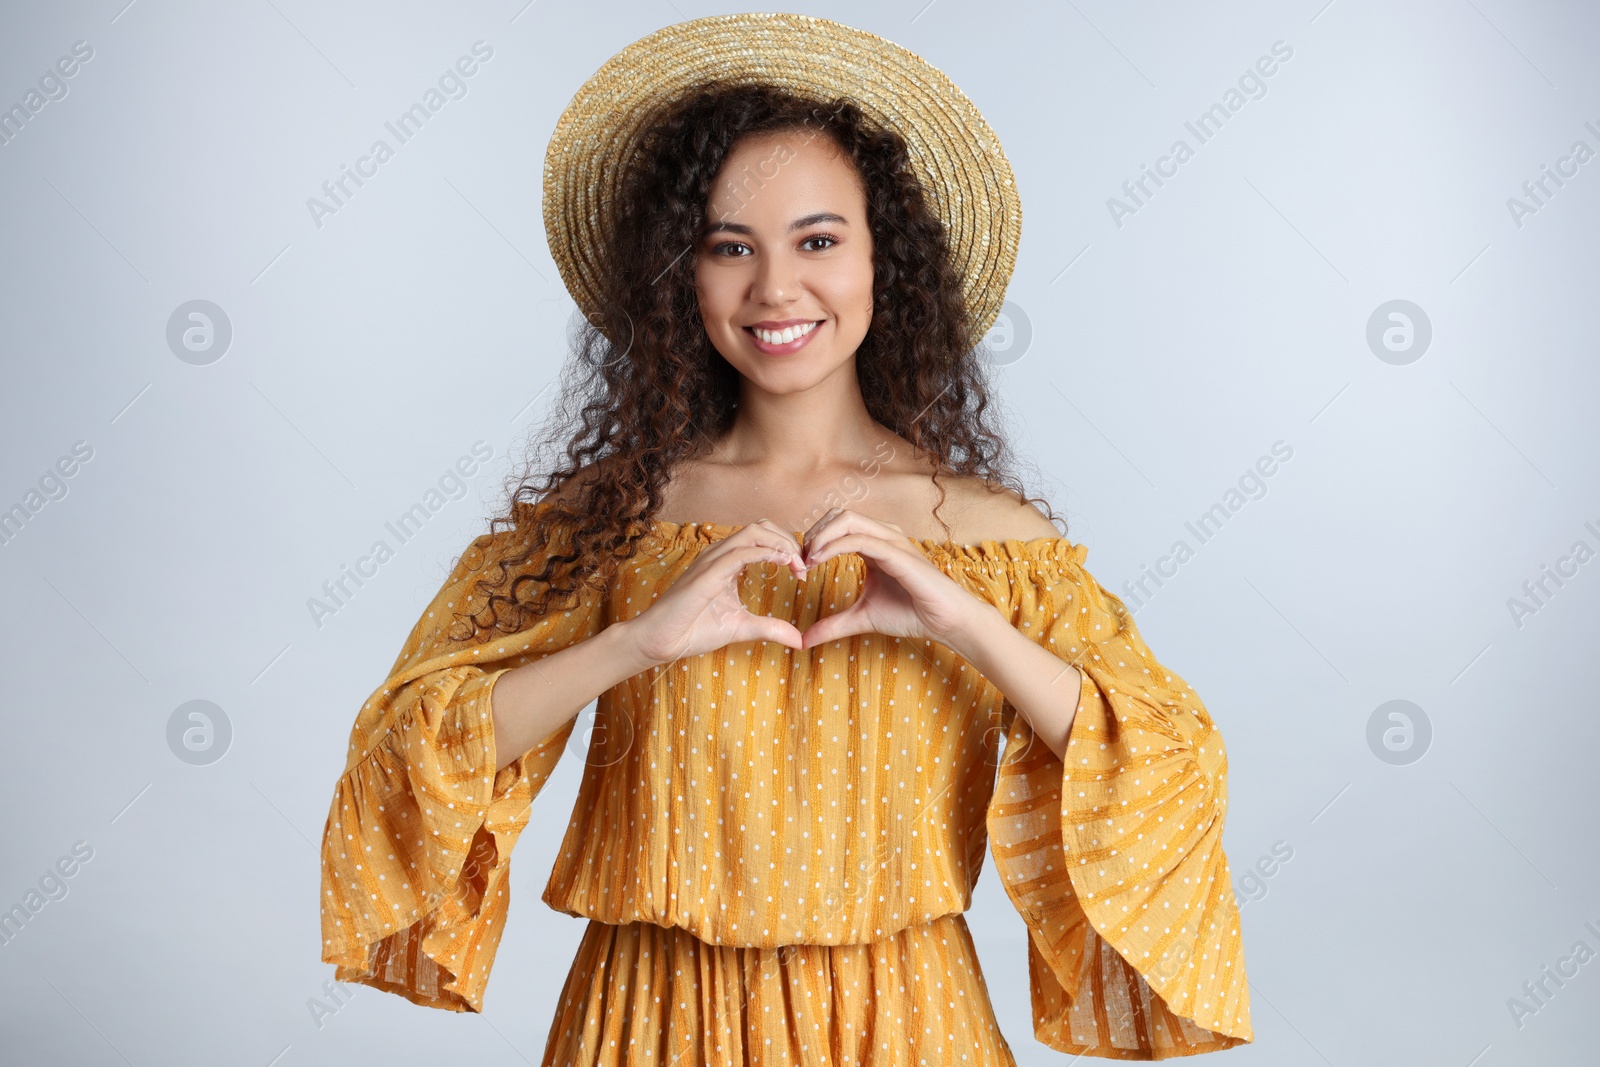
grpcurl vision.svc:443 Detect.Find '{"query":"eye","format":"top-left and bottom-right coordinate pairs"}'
top-left (706, 234), bottom-right (839, 257)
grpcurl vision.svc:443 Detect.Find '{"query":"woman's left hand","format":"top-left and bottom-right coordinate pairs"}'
top-left (796, 508), bottom-right (989, 649)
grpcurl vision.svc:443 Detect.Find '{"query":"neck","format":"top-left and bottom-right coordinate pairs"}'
top-left (720, 361), bottom-right (887, 475)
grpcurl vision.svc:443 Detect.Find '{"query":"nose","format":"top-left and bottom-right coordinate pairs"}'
top-left (750, 247), bottom-right (800, 306)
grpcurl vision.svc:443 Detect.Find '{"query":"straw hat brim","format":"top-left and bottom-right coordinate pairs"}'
top-left (542, 11), bottom-right (1021, 346)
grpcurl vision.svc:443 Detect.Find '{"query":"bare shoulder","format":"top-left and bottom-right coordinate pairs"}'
top-left (943, 476), bottom-right (1062, 543)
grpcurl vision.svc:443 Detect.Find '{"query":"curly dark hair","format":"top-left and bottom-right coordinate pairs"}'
top-left (447, 80), bottom-right (1060, 645)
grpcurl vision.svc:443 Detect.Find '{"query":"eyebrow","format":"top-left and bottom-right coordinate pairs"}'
top-left (702, 211), bottom-right (850, 237)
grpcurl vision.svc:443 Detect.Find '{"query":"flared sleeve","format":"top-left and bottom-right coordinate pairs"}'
top-left (984, 543), bottom-right (1252, 1058)
top-left (318, 525), bottom-right (607, 1012)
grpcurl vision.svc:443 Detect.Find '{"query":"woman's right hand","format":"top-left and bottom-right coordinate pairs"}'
top-left (625, 519), bottom-right (809, 665)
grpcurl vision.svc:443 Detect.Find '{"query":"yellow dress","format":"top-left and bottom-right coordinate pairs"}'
top-left (319, 501), bottom-right (1253, 1062)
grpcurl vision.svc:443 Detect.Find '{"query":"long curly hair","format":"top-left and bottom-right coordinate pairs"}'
top-left (448, 81), bottom-right (1060, 644)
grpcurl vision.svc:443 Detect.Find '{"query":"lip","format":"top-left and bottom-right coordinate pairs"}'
top-left (743, 319), bottom-right (823, 356)
top-left (747, 317), bottom-right (819, 329)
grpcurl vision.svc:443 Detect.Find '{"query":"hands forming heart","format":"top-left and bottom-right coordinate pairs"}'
top-left (627, 508), bottom-right (986, 665)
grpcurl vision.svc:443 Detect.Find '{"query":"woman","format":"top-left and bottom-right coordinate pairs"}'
top-left (318, 13), bottom-right (1251, 1063)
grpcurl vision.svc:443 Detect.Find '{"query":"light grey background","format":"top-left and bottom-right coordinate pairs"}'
top-left (2, 0), bottom-right (1596, 1064)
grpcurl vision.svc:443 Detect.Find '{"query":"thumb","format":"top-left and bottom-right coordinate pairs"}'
top-left (752, 617), bottom-right (805, 651)
top-left (800, 603), bottom-right (865, 650)
top-left (768, 617), bottom-right (806, 652)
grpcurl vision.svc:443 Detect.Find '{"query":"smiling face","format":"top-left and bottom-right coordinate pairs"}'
top-left (694, 127), bottom-right (875, 392)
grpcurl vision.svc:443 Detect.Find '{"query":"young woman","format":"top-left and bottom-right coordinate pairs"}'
top-left (318, 14), bottom-right (1251, 1064)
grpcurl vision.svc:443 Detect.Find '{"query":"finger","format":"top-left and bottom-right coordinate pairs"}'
top-left (802, 509), bottom-right (908, 564)
top-left (803, 530), bottom-right (921, 577)
top-left (701, 531), bottom-right (803, 571)
top-left (745, 616), bottom-right (805, 652)
top-left (703, 520), bottom-right (803, 577)
top-left (798, 507), bottom-right (843, 562)
top-left (749, 518), bottom-right (808, 579)
top-left (702, 589), bottom-right (805, 648)
top-left (711, 600), bottom-right (805, 650)
top-left (750, 517), bottom-right (804, 557)
top-left (800, 602), bottom-right (870, 649)
top-left (695, 542), bottom-right (804, 591)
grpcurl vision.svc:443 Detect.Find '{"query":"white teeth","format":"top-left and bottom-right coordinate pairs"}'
top-left (752, 321), bottom-right (818, 344)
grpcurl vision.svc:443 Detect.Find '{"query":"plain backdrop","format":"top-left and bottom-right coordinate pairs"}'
top-left (1, 1), bottom-right (1597, 1064)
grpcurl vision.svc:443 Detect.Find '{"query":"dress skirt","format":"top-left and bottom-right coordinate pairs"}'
top-left (539, 913), bottom-right (1018, 1067)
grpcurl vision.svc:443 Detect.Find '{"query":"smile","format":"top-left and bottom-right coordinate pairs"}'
top-left (744, 320), bottom-right (822, 354)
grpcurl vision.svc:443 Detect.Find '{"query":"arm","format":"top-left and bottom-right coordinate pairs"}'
top-left (488, 617), bottom-right (658, 772)
top-left (980, 549), bottom-right (1253, 1055)
top-left (494, 507), bottom-right (817, 772)
top-left (319, 527), bottom-right (613, 1012)
top-left (945, 601), bottom-right (1082, 762)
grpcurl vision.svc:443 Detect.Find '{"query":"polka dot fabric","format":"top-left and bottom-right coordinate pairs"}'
top-left (319, 501), bottom-right (1252, 1060)
top-left (319, 514), bottom-right (609, 1013)
top-left (543, 913), bottom-right (1014, 1065)
top-left (986, 543), bottom-right (1251, 1056)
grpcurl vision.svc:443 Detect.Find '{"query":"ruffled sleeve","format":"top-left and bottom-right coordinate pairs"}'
top-left (318, 525), bottom-right (607, 1012)
top-left (984, 543), bottom-right (1252, 1058)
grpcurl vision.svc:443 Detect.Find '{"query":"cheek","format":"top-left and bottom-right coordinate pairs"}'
top-left (840, 261), bottom-right (876, 322)
top-left (694, 272), bottom-right (735, 325)
top-left (818, 257), bottom-right (874, 314)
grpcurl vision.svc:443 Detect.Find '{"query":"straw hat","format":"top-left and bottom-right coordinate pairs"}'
top-left (542, 11), bottom-right (1021, 346)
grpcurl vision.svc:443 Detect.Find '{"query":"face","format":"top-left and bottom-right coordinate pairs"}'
top-left (694, 128), bottom-right (875, 391)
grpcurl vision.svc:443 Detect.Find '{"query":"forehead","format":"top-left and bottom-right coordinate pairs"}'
top-left (704, 129), bottom-right (864, 222)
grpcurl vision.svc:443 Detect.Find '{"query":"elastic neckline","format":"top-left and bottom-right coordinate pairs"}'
top-left (642, 515), bottom-right (1085, 568)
